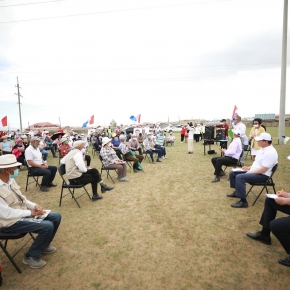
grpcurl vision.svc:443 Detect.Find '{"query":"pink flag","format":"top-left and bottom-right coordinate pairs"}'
top-left (89, 115), bottom-right (94, 125)
top-left (137, 114), bottom-right (141, 123)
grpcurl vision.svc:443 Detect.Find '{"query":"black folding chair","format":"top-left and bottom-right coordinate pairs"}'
top-left (246, 164), bottom-right (278, 206)
top-left (99, 155), bottom-right (117, 184)
top-left (0, 230), bottom-right (35, 273)
top-left (120, 153), bottom-right (134, 169)
top-left (57, 164), bottom-right (91, 208)
top-left (25, 161), bottom-right (42, 192)
top-left (223, 151), bottom-right (244, 174)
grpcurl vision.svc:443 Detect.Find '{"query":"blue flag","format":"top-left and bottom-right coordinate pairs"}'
top-left (82, 121), bottom-right (88, 128)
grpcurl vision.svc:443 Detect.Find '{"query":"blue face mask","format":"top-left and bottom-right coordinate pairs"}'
top-left (33, 144), bottom-right (38, 149)
top-left (9, 169), bottom-right (19, 179)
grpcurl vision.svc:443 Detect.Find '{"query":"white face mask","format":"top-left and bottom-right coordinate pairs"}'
top-left (253, 124), bottom-right (258, 128)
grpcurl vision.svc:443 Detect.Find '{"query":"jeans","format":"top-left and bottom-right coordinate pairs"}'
top-left (229, 171), bottom-right (269, 199)
top-left (44, 145), bottom-right (56, 157)
top-left (41, 150), bottom-right (48, 161)
top-left (155, 144), bottom-right (166, 157)
top-left (29, 166), bottom-right (57, 187)
top-left (1, 212), bottom-right (61, 259)
top-left (146, 149), bottom-right (162, 162)
top-left (69, 168), bottom-right (101, 195)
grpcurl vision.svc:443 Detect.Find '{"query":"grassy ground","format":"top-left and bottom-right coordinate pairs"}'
top-left (1, 127), bottom-right (290, 290)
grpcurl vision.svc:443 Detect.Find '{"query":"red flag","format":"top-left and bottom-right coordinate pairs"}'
top-left (231, 105), bottom-right (238, 119)
top-left (89, 115), bottom-right (94, 125)
top-left (137, 114), bottom-right (141, 123)
top-left (1, 116), bottom-right (7, 127)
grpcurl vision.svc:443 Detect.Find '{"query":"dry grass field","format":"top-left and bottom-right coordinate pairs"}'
top-left (1, 127), bottom-right (290, 290)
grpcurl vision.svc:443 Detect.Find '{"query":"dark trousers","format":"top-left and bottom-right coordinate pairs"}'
top-left (229, 171), bottom-right (269, 199)
top-left (155, 144), bottom-right (166, 157)
top-left (211, 156), bottom-right (237, 176)
top-left (260, 198), bottom-right (290, 254)
top-left (85, 155), bottom-right (91, 166)
top-left (1, 212), bottom-right (61, 260)
top-left (194, 134), bottom-right (200, 142)
top-left (124, 152), bottom-right (144, 168)
top-left (29, 166), bottom-right (57, 187)
top-left (69, 168), bottom-right (101, 195)
top-left (44, 145), bottom-right (56, 157)
top-left (181, 134), bottom-right (184, 142)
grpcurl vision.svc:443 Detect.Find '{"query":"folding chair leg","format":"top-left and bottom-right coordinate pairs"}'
top-left (0, 243), bottom-right (22, 273)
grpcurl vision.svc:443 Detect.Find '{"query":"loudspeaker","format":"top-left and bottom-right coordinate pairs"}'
top-left (204, 126), bottom-right (215, 140)
top-left (216, 129), bottom-right (225, 140)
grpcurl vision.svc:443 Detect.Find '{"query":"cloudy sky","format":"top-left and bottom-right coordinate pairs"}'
top-left (0, 0), bottom-right (288, 130)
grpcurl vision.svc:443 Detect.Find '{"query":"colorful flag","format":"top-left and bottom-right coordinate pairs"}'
top-left (89, 115), bottom-right (94, 125)
top-left (231, 105), bottom-right (238, 119)
top-left (1, 116), bottom-right (7, 127)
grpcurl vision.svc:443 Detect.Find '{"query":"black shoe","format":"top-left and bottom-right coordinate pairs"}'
top-left (136, 168), bottom-right (142, 171)
top-left (211, 177), bottom-right (220, 183)
top-left (156, 159), bottom-right (162, 162)
top-left (40, 186), bottom-right (49, 192)
top-left (278, 256), bottom-right (290, 267)
top-left (101, 185), bottom-right (114, 193)
top-left (47, 183), bottom-right (57, 187)
top-left (92, 194), bottom-right (103, 201)
top-left (220, 171), bottom-right (226, 177)
top-left (133, 169), bottom-right (138, 173)
top-left (227, 192), bottom-right (239, 198)
top-left (53, 156), bottom-right (58, 158)
top-left (246, 231), bottom-right (271, 245)
top-left (231, 201), bottom-right (248, 208)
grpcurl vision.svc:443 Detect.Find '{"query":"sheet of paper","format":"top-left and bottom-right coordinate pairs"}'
top-left (266, 194), bottom-right (277, 199)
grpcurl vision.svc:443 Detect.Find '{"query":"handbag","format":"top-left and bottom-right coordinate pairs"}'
top-left (12, 148), bottom-right (22, 159)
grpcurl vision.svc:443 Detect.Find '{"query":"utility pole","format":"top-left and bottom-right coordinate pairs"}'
top-left (278, 0), bottom-right (288, 145)
top-left (16, 77), bottom-right (23, 131)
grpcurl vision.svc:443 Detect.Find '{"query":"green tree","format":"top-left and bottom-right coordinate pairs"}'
top-left (110, 119), bottom-right (117, 130)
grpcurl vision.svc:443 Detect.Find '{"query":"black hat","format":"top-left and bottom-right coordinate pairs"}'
top-left (220, 119), bottom-right (226, 122)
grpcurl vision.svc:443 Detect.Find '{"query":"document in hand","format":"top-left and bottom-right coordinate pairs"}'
top-left (21, 210), bottom-right (51, 223)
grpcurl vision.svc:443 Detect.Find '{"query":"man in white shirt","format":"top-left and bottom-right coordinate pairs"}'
top-left (25, 137), bottom-right (57, 192)
top-left (61, 140), bottom-right (113, 201)
top-left (0, 154), bottom-right (61, 269)
top-left (227, 133), bottom-right (278, 208)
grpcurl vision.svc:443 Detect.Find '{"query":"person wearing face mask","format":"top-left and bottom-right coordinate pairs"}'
top-left (100, 137), bottom-right (128, 181)
top-left (25, 137), bottom-right (57, 192)
top-left (129, 134), bottom-right (142, 156)
top-left (249, 118), bottom-right (265, 160)
top-left (0, 154), bottom-right (61, 269)
top-left (59, 137), bottom-right (72, 157)
top-left (111, 133), bottom-right (122, 159)
top-left (143, 132), bottom-right (163, 163)
top-left (119, 136), bottom-right (143, 172)
top-left (0, 136), bottom-right (13, 155)
top-left (12, 138), bottom-right (27, 166)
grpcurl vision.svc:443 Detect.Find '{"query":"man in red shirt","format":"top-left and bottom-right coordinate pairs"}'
top-left (216, 119), bottom-right (229, 139)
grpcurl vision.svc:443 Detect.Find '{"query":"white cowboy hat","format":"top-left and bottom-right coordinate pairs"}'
top-left (102, 137), bottom-right (111, 146)
top-left (0, 154), bottom-right (22, 168)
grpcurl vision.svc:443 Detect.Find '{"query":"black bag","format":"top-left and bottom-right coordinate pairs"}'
top-left (208, 150), bottom-right (216, 155)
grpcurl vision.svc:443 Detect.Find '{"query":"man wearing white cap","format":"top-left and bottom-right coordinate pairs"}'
top-left (61, 140), bottom-right (113, 201)
top-left (211, 129), bottom-right (242, 183)
top-left (25, 137), bottom-right (57, 192)
top-left (246, 156), bottom-right (290, 267)
top-left (227, 133), bottom-right (278, 208)
top-left (0, 154), bottom-right (61, 269)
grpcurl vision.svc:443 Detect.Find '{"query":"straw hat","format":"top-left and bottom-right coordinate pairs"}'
top-left (102, 137), bottom-right (111, 146)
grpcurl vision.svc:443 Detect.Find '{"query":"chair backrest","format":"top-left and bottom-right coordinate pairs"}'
top-left (58, 163), bottom-right (66, 176)
top-left (270, 163), bottom-right (278, 177)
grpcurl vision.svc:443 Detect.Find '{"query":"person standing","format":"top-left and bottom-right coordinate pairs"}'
top-left (249, 118), bottom-right (265, 160)
top-left (187, 122), bottom-right (194, 154)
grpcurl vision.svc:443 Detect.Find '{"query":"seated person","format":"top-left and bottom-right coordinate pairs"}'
top-left (59, 137), bottom-right (72, 157)
top-left (0, 154), bottom-right (61, 269)
top-left (119, 136), bottom-right (144, 172)
top-left (129, 134), bottom-right (142, 155)
top-left (211, 129), bottom-right (242, 183)
top-left (246, 175), bottom-right (290, 267)
top-left (137, 132), bottom-right (144, 145)
top-left (166, 132), bottom-right (176, 146)
top-left (155, 130), bottom-right (167, 158)
top-left (226, 133), bottom-right (278, 208)
top-left (25, 137), bottom-right (57, 192)
top-left (93, 136), bottom-right (102, 152)
top-left (100, 137), bottom-right (128, 182)
top-left (143, 132), bottom-right (163, 163)
top-left (39, 139), bottom-right (48, 162)
top-left (111, 133), bottom-right (122, 159)
top-left (0, 135), bottom-right (13, 155)
top-left (61, 140), bottom-right (113, 201)
top-left (12, 138), bottom-right (27, 165)
top-left (43, 134), bottom-right (57, 158)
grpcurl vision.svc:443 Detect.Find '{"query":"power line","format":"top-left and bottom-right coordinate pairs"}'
top-left (0, 0), bottom-right (64, 8)
top-left (0, 0), bottom-right (231, 24)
